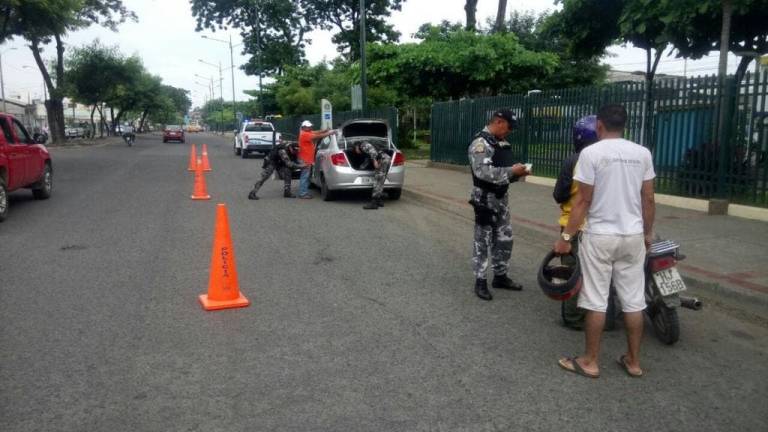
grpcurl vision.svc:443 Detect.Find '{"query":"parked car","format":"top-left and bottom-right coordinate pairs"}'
top-left (234, 121), bottom-right (281, 158)
top-left (65, 126), bottom-right (85, 139)
top-left (163, 125), bottom-right (185, 143)
top-left (310, 119), bottom-right (405, 201)
top-left (0, 113), bottom-right (53, 222)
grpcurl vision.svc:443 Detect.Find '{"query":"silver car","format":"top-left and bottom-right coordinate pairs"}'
top-left (310, 119), bottom-right (405, 201)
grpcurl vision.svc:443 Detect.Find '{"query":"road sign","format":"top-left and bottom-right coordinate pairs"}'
top-left (321, 99), bottom-right (332, 130)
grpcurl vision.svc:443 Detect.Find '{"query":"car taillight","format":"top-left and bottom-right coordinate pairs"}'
top-left (650, 255), bottom-right (676, 273)
top-left (393, 151), bottom-right (405, 166)
top-left (331, 152), bottom-right (349, 166)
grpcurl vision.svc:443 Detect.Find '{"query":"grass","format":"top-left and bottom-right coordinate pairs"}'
top-left (401, 139), bottom-right (431, 161)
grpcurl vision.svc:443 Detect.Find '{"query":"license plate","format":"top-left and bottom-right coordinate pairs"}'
top-left (653, 267), bottom-right (687, 296)
top-left (356, 177), bottom-right (374, 185)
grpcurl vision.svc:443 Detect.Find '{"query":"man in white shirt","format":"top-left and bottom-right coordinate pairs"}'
top-left (553, 104), bottom-right (656, 379)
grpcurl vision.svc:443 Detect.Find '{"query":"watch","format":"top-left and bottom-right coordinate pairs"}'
top-left (560, 232), bottom-right (572, 242)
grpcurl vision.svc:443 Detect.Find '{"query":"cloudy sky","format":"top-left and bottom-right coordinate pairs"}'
top-left (1, 0), bottom-right (743, 109)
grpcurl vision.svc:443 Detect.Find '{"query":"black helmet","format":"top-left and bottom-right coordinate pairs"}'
top-left (537, 250), bottom-right (582, 301)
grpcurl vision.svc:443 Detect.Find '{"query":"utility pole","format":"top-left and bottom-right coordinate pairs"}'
top-left (229, 34), bottom-right (237, 130)
top-left (716, 0), bottom-right (734, 198)
top-left (218, 60), bottom-right (224, 135)
top-left (359, 0), bottom-right (368, 115)
top-left (256, 8), bottom-right (263, 117)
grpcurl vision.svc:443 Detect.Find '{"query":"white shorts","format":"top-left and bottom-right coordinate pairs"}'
top-left (577, 233), bottom-right (647, 313)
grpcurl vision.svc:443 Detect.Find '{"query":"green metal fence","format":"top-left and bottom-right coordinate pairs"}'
top-left (431, 73), bottom-right (768, 207)
top-left (272, 107), bottom-right (399, 146)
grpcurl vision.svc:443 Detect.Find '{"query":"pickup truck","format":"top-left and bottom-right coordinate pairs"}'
top-left (0, 113), bottom-right (53, 222)
top-left (234, 121), bottom-right (281, 158)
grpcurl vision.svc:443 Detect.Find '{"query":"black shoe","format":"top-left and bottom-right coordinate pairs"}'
top-left (248, 190), bottom-right (259, 200)
top-left (492, 274), bottom-right (523, 291)
top-left (475, 279), bottom-right (493, 301)
top-left (363, 200), bottom-right (379, 210)
top-left (376, 198), bottom-right (384, 207)
top-left (284, 191), bottom-right (296, 198)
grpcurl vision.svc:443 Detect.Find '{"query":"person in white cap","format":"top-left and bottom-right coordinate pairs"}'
top-left (297, 120), bottom-right (335, 199)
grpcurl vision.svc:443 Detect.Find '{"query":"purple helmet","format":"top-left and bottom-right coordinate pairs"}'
top-left (572, 115), bottom-right (598, 152)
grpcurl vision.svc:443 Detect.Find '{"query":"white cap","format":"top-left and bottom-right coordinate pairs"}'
top-left (301, 120), bottom-right (313, 128)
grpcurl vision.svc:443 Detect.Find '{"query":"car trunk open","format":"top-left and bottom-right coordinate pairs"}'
top-left (339, 121), bottom-right (392, 171)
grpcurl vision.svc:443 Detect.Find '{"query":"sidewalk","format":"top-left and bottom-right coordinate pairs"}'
top-left (402, 160), bottom-right (768, 311)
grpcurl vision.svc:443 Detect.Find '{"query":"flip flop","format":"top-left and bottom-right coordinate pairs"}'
top-left (558, 356), bottom-right (599, 379)
top-left (616, 354), bottom-right (644, 378)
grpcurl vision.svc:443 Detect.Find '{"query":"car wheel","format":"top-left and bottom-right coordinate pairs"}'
top-left (321, 175), bottom-right (336, 201)
top-left (388, 188), bottom-right (402, 200)
top-left (241, 150), bottom-right (248, 159)
top-left (163, 139), bottom-right (167, 143)
top-left (0, 177), bottom-right (7, 222)
top-left (181, 139), bottom-right (185, 144)
top-left (32, 164), bottom-right (53, 200)
top-left (235, 144), bottom-right (241, 156)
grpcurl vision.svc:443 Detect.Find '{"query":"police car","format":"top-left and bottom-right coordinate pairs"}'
top-left (234, 120), bottom-right (281, 158)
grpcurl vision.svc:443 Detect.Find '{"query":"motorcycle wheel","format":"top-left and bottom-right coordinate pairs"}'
top-left (648, 303), bottom-right (680, 345)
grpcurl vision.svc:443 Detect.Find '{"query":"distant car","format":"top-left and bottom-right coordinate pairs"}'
top-left (65, 126), bottom-right (85, 139)
top-left (163, 125), bottom-right (185, 143)
top-left (310, 119), bottom-right (405, 201)
top-left (0, 112), bottom-right (53, 222)
top-left (234, 121), bottom-right (281, 158)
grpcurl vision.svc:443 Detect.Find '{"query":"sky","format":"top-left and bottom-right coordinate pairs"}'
top-left (0, 0), bottom-right (745, 109)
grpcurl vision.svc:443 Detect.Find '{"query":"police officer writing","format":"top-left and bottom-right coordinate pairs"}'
top-left (352, 141), bottom-right (392, 210)
top-left (247, 142), bottom-right (305, 200)
top-left (469, 109), bottom-right (530, 301)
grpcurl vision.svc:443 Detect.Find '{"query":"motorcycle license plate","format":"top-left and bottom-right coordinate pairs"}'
top-left (653, 267), bottom-right (687, 296)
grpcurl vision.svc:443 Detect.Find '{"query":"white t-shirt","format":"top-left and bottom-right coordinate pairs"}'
top-left (574, 138), bottom-right (656, 235)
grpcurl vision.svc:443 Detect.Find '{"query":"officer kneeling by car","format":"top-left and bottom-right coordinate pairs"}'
top-left (469, 109), bottom-right (530, 301)
top-left (248, 142), bottom-right (305, 200)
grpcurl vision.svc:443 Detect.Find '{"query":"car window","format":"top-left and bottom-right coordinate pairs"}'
top-left (12, 119), bottom-right (32, 143)
top-left (244, 124), bottom-right (273, 132)
top-left (0, 119), bottom-right (13, 143)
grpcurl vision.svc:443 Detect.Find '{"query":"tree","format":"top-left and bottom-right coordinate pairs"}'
top-left (367, 26), bottom-right (559, 100)
top-left (494, 0), bottom-right (508, 33)
top-left (7, 0), bottom-right (135, 144)
top-left (308, 0), bottom-right (404, 59)
top-left (464, 0), bottom-right (478, 31)
top-left (190, 0), bottom-right (317, 76)
top-left (665, 0), bottom-right (768, 83)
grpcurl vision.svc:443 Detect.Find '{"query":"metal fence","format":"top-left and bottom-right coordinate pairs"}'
top-left (272, 107), bottom-right (399, 146)
top-left (431, 73), bottom-right (768, 207)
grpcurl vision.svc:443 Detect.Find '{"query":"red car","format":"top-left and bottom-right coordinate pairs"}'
top-left (0, 113), bottom-right (53, 222)
top-left (163, 125), bottom-right (185, 143)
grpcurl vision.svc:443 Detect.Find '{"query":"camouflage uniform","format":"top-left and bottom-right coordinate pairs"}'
top-left (248, 145), bottom-right (301, 198)
top-left (359, 141), bottom-right (391, 199)
top-left (469, 127), bottom-right (520, 280)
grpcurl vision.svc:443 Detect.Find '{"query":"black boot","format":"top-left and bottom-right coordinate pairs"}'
top-left (363, 200), bottom-right (379, 210)
top-left (475, 279), bottom-right (492, 301)
top-left (284, 191), bottom-right (296, 198)
top-left (492, 274), bottom-right (523, 291)
top-left (376, 198), bottom-right (384, 207)
top-left (248, 189), bottom-right (259, 200)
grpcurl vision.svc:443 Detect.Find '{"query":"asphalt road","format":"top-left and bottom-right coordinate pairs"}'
top-left (1, 133), bottom-right (766, 432)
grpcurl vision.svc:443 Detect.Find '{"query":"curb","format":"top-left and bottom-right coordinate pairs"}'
top-left (402, 185), bottom-right (768, 320)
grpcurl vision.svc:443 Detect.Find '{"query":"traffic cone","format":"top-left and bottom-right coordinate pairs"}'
top-left (201, 144), bottom-right (212, 172)
top-left (199, 203), bottom-right (250, 311)
top-left (191, 157), bottom-right (211, 200)
top-left (187, 144), bottom-right (198, 171)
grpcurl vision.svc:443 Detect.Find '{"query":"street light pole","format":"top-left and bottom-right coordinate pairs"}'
top-left (359, 0), bottom-right (368, 115)
top-left (229, 34), bottom-right (237, 130)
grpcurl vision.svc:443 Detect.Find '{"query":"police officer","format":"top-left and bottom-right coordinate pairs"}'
top-left (247, 142), bottom-right (305, 200)
top-left (352, 141), bottom-right (392, 210)
top-left (469, 109), bottom-right (529, 301)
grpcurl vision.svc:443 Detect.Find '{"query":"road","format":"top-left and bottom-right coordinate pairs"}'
top-left (1, 133), bottom-right (766, 431)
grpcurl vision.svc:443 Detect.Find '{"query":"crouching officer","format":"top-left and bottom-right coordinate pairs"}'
top-left (352, 141), bottom-right (392, 210)
top-left (248, 142), bottom-right (305, 200)
top-left (469, 109), bottom-right (529, 301)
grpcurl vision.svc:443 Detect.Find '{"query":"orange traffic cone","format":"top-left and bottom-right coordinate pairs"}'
top-left (199, 203), bottom-right (250, 311)
top-left (187, 144), bottom-right (198, 171)
top-left (191, 157), bottom-right (211, 200)
top-left (201, 144), bottom-right (212, 172)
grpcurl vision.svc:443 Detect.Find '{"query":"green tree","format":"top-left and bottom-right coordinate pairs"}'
top-left (308, 0), bottom-right (404, 59)
top-left (367, 25), bottom-right (559, 101)
top-left (7, 0), bottom-right (135, 143)
top-left (190, 0), bottom-right (317, 76)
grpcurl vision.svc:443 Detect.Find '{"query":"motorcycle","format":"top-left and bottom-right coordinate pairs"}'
top-left (644, 239), bottom-right (702, 345)
top-left (122, 131), bottom-right (135, 147)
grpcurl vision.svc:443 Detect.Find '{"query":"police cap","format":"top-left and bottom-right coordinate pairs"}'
top-left (492, 109), bottom-right (518, 129)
